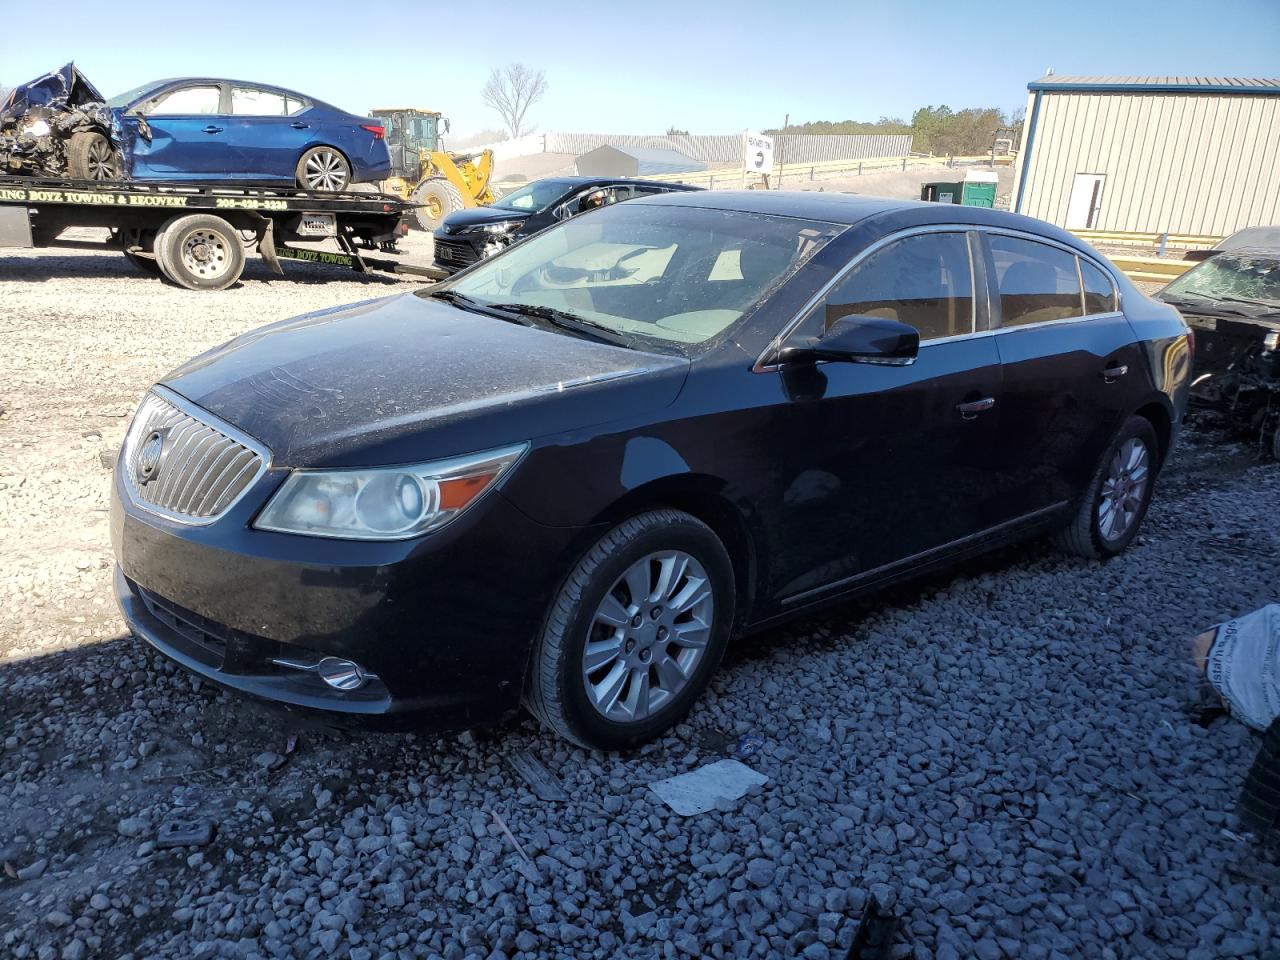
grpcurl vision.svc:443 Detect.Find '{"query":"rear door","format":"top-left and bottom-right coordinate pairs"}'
top-left (764, 228), bottom-right (1006, 604)
top-left (217, 86), bottom-right (312, 181)
top-left (129, 83), bottom-right (228, 178)
top-left (981, 231), bottom-right (1143, 520)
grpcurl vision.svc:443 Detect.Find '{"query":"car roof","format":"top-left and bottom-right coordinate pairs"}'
top-left (542, 176), bottom-right (700, 191)
top-left (130, 77), bottom-right (331, 108)
top-left (1218, 225), bottom-right (1280, 253)
top-left (631, 189), bottom-right (1065, 233)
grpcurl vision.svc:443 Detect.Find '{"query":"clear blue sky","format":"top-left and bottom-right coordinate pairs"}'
top-left (2, 0), bottom-right (1277, 137)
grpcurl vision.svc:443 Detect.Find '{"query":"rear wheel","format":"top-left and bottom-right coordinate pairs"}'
top-left (67, 131), bottom-right (122, 180)
top-left (153, 214), bottom-right (246, 291)
top-left (524, 510), bottom-right (734, 750)
top-left (296, 146), bottom-right (351, 192)
top-left (412, 177), bottom-right (464, 232)
top-left (1054, 416), bottom-right (1159, 558)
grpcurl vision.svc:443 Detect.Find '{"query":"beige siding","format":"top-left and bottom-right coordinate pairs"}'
top-left (1013, 90), bottom-right (1280, 235)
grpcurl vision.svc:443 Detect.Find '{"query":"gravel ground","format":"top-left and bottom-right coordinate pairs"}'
top-left (2, 238), bottom-right (1279, 960)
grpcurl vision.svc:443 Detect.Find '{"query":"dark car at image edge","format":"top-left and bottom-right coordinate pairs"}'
top-left (431, 176), bottom-right (700, 274)
top-left (111, 191), bottom-right (1191, 749)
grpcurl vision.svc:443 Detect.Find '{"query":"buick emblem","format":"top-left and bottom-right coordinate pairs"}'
top-left (137, 432), bottom-right (165, 485)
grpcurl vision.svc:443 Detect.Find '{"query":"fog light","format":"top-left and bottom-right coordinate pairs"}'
top-left (317, 657), bottom-right (367, 690)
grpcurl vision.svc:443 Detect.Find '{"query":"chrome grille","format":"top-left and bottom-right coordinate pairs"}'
top-left (123, 389), bottom-right (268, 523)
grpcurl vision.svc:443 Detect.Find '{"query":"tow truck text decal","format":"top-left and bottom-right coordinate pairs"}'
top-left (0, 187), bottom-right (287, 211)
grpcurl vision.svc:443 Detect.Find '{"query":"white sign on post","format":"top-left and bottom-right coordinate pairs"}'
top-left (743, 131), bottom-right (775, 175)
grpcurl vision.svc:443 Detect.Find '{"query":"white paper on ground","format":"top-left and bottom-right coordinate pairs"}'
top-left (648, 758), bottom-right (769, 815)
top-left (1205, 604), bottom-right (1280, 731)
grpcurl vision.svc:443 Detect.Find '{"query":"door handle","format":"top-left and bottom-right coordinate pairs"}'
top-left (202, 125), bottom-right (223, 134)
top-left (1101, 363), bottom-right (1129, 382)
top-left (956, 397), bottom-right (996, 419)
top-left (290, 121), bottom-right (309, 129)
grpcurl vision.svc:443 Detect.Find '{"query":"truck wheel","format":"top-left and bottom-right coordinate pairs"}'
top-left (1054, 416), bottom-right (1159, 559)
top-left (154, 214), bottom-right (246, 291)
top-left (67, 131), bottom-right (122, 180)
top-left (296, 147), bottom-right (351, 192)
top-left (523, 510), bottom-right (735, 750)
top-left (412, 177), bottom-right (464, 231)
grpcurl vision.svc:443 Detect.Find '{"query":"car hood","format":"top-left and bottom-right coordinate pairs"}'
top-left (160, 293), bottom-right (689, 468)
top-left (439, 206), bottom-right (531, 235)
top-left (1, 62), bottom-right (107, 124)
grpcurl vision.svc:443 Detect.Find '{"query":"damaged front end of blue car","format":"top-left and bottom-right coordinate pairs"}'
top-left (0, 62), bottom-right (129, 178)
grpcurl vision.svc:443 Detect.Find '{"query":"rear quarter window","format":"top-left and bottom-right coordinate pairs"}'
top-left (1081, 259), bottom-right (1117, 314)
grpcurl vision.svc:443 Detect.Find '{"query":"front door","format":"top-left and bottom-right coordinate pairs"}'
top-left (764, 229), bottom-right (1005, 605)
top-left (129, 83), bottom-right (228, 178)
top-left (1065, 173), bottom-right (1106, 230)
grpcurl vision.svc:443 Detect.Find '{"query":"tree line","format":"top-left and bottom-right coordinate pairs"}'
top-left (767, 105), bottom-right (1024, 156)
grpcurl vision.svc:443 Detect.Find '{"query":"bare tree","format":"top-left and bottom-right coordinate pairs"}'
top-left (482, 64), bottom-right (547, 140)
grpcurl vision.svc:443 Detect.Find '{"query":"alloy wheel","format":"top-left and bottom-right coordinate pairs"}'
top-left (304, 150), bottom-right (348, 191)
top-left (1098, 437), bottom-right (1150, 542)
top-left (582, 550), bottom-right (714, 723)
top-left (87, 139), bottom-right (118, 179)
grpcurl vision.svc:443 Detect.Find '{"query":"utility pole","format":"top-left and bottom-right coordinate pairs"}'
top-left (776, 113), bottom-right (788, 190)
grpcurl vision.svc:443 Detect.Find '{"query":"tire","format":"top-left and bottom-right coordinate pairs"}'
top-left (295, 146), bottom-right (351, 192)
top-left (67, 131), bottom-right (122, 180)
top-left (1239, 719), bottom-right (1280, 833)
top-left (1054, 415), bottom-right (1159, 559)
top-left (153, 214), bottom-right (246, 291)
top-left (123, 250), bottom-right (162, 276)
top-left (412, 177), bottom-right (464, 232)
top-left (524, 510), bottom-right (735, 750)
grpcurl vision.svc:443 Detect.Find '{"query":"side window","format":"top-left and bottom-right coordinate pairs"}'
top-left (989, 235), bottom-right (1083, 327)
top-left (285, 96), bottom-right (309, 116)
top-left (1080, 259), bottom-right (1117, 314)
top-left (148, 85), bottom-right (222, 116)
top-left (568, 187), bottom-right (630, 215)
top-left (822, 231), bottom-right (974, 342)
top-left (231, 87), bottom-right (289, 116)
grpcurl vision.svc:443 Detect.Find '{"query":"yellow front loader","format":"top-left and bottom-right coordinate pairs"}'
top-left (371, 108), bottom-right (498, 231)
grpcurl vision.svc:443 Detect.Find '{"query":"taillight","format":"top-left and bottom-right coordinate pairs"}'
top-left (361, 124), bottom-right (385, 140)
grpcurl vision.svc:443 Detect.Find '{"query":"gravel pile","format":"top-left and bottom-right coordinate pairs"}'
top-left (2, 240), bottom-right (1279, 959)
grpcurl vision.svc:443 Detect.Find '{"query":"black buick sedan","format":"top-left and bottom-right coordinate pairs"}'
top-left (112, 192), bottom-right (1191, 749)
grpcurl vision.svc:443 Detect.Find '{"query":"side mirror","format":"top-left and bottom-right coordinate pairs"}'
top-left (777, 315), bottom-right (919, 366)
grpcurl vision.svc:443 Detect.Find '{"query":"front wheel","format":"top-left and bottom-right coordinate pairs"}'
top-left (412, 177), bottom-right (464, 232)
top-left (67, 131), bottom-right (122, 180)
top-left (1054, 416), bottom-right (1159, 558)
top-left (524, 510), bottom-right (735, 750)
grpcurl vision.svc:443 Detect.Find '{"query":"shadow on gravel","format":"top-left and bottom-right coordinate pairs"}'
top-left (0, 256), bottom-right (410, 288)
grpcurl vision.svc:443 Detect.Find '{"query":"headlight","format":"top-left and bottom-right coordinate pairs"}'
top-left (254, 442), bottom-right (527, 540)
top-left (462, 220), bottom-right (522, 236)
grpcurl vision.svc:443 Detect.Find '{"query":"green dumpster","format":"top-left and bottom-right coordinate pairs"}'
top-left (920, 171), bottom-right (999, 207)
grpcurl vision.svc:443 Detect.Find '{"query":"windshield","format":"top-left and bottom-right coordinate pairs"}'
top-left (491, 179), bottom-right (577, 212)
top-left (1163, 254), bottom-right (1280, 305)
top-left (107, 80), bottom-right (170, 109)
top-left (429, 202), bottom-right (842, 351)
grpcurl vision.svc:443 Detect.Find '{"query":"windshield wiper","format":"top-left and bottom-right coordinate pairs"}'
top-left (488, 303), bottom-right (627, 345)
top-left (427, 289), bottom-right (534, 325)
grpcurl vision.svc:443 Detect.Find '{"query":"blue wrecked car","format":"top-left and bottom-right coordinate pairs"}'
top-left (0, 63), bottom-right (391, 192)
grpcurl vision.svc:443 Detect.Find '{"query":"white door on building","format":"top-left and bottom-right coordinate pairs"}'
top-left (1065, 173), bottom-right (1106, 229)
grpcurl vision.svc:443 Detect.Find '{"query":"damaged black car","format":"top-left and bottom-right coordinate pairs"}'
top-left (0, 63), bottom-right (120, 179)
top-left (1157, 238), bottom-right (1280, 458)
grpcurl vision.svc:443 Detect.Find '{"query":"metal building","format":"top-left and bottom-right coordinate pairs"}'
top-left (1011, 76), bottom-right (1280, 237)
top-left (574, 146), bottom-right (706, 178)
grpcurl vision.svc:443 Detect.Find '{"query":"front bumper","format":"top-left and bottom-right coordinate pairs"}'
top-left (110, 461), bottom-right (580, 732)
top-left (431, 233), bottom-right (484, 274)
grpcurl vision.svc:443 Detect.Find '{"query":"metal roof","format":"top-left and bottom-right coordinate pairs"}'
top-left (1029, 76), bottom-right (1280, 95)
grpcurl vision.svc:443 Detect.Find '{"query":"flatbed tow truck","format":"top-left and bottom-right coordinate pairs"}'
top-left (0, 175), bottom-right (447, 291)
